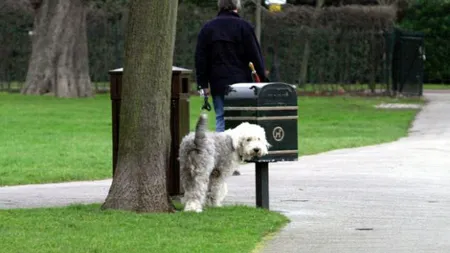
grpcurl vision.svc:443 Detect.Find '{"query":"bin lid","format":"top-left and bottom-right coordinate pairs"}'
top-left (109, 66), bottom-right (192, 73)
top-left (229, 82), bottom-right (296, 89)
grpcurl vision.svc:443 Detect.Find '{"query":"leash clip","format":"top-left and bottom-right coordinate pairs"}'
top-left (198, 89), bottom-right (212, 112)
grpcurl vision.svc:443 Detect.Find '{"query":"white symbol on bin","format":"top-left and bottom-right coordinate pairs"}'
top-left (272, 126), bottom-right (285, 142)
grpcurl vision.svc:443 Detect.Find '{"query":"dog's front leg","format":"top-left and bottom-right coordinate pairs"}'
top-left (214, 182), bottom-right (227, 207)
top-left (207, 171), bottom-right (228, 207)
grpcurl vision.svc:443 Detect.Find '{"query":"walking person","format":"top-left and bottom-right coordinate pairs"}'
top-left (195, 0), bottom-right (268, 133)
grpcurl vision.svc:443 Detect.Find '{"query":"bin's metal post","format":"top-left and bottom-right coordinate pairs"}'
top-left (109, 71), bottom-right (122, 177)
top-left (255, 162), bottom-right (269, 209)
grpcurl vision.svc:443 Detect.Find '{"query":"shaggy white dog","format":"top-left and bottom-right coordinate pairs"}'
top-left (178, 113), bottom-right (270, 212)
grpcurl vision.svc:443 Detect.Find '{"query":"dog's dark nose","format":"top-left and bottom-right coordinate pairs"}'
top-left (253, 148), bottom-right (260, 153)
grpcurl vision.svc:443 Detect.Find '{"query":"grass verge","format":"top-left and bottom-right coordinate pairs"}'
top-left (423, 83), bottom-right (450, 90)
top-left (0, 93), bottom-right (421, 186)
top-left (0, 204), bottom-right (289, 253)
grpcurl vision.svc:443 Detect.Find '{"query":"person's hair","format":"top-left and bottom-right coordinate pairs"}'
top-left (217, 0), bottom-right (241, 11)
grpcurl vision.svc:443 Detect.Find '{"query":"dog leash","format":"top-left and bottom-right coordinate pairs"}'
top-left (198, 89), bottom-right (212, 112)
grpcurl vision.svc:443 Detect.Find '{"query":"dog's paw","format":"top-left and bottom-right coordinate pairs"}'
top-left (184, 201), bottom-right (203, 213)
top-left (206, 198), bottom-right (222, 208)
top-left (184, 206), bottom-right (203, 213)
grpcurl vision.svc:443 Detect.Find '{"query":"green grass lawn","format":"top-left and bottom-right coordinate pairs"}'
top-left (0, 93), bottom-right (421, 186)
top-left (0, 204), bottom-right (288, 253)
top-left (423, 83), bottom-right (450, 90)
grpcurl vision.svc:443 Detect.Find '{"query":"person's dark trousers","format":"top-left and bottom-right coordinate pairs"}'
top-left (212, 94), bottom-right (225, 132)
top-left (213, 94), bottom-right (240, 176)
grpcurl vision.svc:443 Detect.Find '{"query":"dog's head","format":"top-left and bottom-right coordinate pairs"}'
top-left (227, 122), bottom-right (271, 161)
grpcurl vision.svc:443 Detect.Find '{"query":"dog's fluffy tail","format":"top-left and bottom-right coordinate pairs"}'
top-left (194, 113), bottom-right (208, 148)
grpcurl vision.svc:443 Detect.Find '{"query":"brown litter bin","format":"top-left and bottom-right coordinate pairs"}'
top-left (108, 66), bottom-right (192, 196)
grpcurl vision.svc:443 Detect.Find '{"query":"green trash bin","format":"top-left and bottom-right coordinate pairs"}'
top-left (391, 28), bottom-right (426, 96)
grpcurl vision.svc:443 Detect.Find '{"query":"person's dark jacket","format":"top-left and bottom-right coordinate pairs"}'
top-left (195, 10), bottom-right (267, 96)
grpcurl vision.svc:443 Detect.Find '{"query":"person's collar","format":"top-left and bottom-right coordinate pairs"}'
top-left (217, 9), bottom-right (240, 17)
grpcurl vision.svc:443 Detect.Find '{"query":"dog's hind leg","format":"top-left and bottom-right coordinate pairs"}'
top-left (182, 168), bottom-right (209, 213)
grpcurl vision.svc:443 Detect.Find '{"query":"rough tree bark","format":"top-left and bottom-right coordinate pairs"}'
top-left (101, 0), bottom-right (179, 213)
top-left (21, 0), bottom-right (92, 98)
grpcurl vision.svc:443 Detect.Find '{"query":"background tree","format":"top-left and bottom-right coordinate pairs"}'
top-left (21, 0), bottom-right (92, 98)
top-left (101, 0), bottom-right (179, 213)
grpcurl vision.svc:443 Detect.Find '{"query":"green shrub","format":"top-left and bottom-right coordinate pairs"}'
top-left (399, 0), bottom-right (450, 82)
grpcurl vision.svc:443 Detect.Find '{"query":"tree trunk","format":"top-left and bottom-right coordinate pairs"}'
top-left (299, 0), bottom-right (324, 86)
top-left (101, 0), bottom-right (178, 213)
top-left (21, 0), bottom-right (92, 98)
top-left (299, 38), bottom-right (310, 86)
top-left (255, 0), bottom-right (261, 42)
top-left (368, 34), bottom-right (377, 93)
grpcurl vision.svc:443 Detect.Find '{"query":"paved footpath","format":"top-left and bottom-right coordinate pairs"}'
top-left (1, 93), bottom-right (450, 253)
